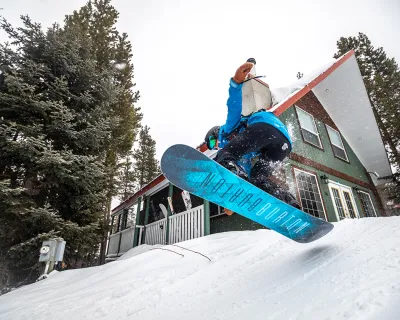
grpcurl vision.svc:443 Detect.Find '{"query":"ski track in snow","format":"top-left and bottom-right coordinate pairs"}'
top-left (1, 217), bottom-right (400, 320)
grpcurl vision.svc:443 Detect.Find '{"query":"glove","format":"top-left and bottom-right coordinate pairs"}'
top-left (232, 62), bottom-right (254, 84)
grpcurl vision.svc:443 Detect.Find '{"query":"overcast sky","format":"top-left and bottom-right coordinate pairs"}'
top-left (1, 0), bottom-right (399, 160)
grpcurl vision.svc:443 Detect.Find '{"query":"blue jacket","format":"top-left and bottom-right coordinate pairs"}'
top-left (218, 78), bottom-right (293, 174)
top-left (218, 78), bottom-right (292, 147)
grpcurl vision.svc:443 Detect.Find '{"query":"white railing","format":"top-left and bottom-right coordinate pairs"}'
top-left (169, 205), bottom-right (204, 244)
top-left (107, 233), bottom-right (120, 256)
top-left (108, 205), bottom-right (205, 255)
top-left (119, 226), bottom-right (135, 254)
top-left (144, 218), bottom-right (167, 245)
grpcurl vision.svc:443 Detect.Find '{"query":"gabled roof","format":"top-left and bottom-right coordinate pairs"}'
top-left (269, 50), bottom-right (392, 184)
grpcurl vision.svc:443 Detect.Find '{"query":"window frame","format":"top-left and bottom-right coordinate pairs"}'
top-left (294, 106), bottom-right (324, 150)
top-left (327, 181), bottom-right (360, 220)
top-left (292, 167), bottom-right (328, 221)
top-left (325, 124), bottom-right (350, 163)
top-left (358, 190), bottom-right (377, 217)
top-left (111, 212), bottom-right (122, 234)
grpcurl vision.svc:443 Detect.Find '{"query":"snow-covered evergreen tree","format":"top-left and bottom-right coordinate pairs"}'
top-left (334, 33), bottom-right (400, 205)
top-left (64, 0), bottom-right (142, 263)
top-left (134, 126), bottom-right (160, 190)
top-left (116, 151), bottom-right (137, 202)
top-left (0, 0), bottom-right (143, 288)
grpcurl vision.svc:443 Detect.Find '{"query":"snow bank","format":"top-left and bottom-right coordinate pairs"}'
top-left (1, 217), bottom-right (400, 320)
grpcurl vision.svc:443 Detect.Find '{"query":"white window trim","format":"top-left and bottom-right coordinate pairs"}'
top-left (293, 168), bottom-right (327, 221)
top-left (295, 106), bottom-right (323, 148)
top-left (325, 124), bottom-right (349, 161)
top-left (328, 184), bottom-right (346, 221)
top-left (358, 190), bottom-right (377, 217)
top-left (328, 182), bottom-right (360, 220)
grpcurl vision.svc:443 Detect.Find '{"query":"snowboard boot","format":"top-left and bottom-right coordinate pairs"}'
top-left (252, 177), bottom-right (301, 209)
top-left (282, 192), bottom-right (301, 210)
top-left (218, 160), bottom-right (248, 181)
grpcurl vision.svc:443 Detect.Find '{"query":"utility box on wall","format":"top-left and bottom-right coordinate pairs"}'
top-left (39, 239), bottom-right (57, 262)
top-left (38, 238), bottom-right (66, 277)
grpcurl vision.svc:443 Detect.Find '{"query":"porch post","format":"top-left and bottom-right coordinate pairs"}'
top-left (143, 196), bottom-right (150, 243)
top-left (204, 200), bottom-right (210, 236)
top-left (133, 197), bottom-right (142, 247)
top-left (144, 196), bottom-right (150, 225)
top-left (165, 183), bottom-right (174, 244)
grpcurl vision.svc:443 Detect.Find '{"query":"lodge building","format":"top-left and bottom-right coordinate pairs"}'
top-left (106, 51), bottom-right (392, 261)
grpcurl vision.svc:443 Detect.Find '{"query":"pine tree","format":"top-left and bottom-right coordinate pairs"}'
top-left (0, 10), bottom-right (121, 289)
top-left (134, 126), bottom-right (160, 189)
top-left (334, 33), bottom-right (400, 204)
top-left (116, 151), bottom-right (137, 202)
top-left (64, 0), bottom-right (142, 263)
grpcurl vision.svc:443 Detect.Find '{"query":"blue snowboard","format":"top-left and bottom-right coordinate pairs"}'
top-left (161, 144), bottom-right (334, 243)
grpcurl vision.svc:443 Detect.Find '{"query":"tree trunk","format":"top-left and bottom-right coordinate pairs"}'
top-left (99, 194), bottom-right (112, 265)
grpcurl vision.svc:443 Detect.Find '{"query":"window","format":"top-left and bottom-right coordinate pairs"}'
top-left (328, 183), bottom-right (359, 220)
top-left (295, 107), bottom-right (322, 148)
top-left (294, 168), bottom-right (326, 220)
top-left (358, 191), bottom-right (377, 217)
top-left (111, 214), bottom-right (121, 234)
top-left (120, 209), bottom-right (128, 230)
top-left (127, 202), bottom-right (138, 228)
top-left (326, 125), bottom-right (348, 161)
top-left (331, 187), bottom-right (346, 220)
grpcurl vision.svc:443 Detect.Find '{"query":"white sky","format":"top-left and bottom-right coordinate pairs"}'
top-left (1, 0), bottom-right (399, 160)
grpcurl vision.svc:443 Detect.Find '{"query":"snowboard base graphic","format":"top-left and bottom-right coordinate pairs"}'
top-left (161, 144), bottom-right (334, 243)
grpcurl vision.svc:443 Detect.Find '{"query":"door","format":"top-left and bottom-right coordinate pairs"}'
top-left (328, 182), bottom-right (359, 220)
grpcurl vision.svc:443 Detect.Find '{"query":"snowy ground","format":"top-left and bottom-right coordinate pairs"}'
top-left (1, 217), bottom-right (400, 320)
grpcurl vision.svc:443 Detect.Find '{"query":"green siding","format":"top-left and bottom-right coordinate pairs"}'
top-left (285, 157), bottom-right (381, 221)
top-left (210, 106), bottom-right (382, 232)
top-left (279, 107), bottom-right (370, 184)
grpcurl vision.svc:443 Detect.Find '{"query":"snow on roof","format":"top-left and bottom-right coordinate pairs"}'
top-left (2, 217), bottom-right (400, 319)
top-left (270, 59), bottom-right (337, 107)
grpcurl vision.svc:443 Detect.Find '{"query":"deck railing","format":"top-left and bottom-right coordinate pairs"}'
top-left (168, 205), bottom-right (204, 244)
top-left (106, 205), bottom-right (205, 260)
top-left (144, 218), bottom-right (167, 245)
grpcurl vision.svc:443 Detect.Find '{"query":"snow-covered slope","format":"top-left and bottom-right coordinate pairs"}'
top-left (1, 217), bottom-right (400, 320)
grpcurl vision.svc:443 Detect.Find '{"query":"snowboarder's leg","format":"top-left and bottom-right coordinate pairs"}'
top-left (249, 144), bottom-right (301, 209)
top-left (250, 159), bottom-right (300, 209)
top-left (215, 122), bottom-right (280, 179)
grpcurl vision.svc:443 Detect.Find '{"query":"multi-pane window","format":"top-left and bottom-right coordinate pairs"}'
top-left (294, 169), bottom-right (326, 220)
top-left (120, 209), bottom-right (128, 230)
top-left (111, 214), bottom-right (121, 234)
top-left (127, 203), bottom-right (138, 228)
top-left (326, 125), bottom-right (348, 161)
top-left (358, 191), bottom-right (377, 217)
top-left (342, 191), bottom-right (356, 218)
top-left (331, 187), bottom-right (346, 220)
top-left (295, 107), bottom-right (322, 148)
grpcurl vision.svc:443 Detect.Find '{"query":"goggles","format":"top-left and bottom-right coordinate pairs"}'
top-left (207, 136), bottom-right (217, 149)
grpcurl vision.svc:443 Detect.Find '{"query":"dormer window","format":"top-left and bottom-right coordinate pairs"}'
top-left (295, 106), bottom-right (323, 149)
top-left (325, 125), bottom-right (349, 162)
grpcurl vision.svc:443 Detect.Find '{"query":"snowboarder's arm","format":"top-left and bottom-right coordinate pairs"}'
top-left (222, 62), bottom-right (254, 135)
top-left (223, 78), bottom-right (243, 134)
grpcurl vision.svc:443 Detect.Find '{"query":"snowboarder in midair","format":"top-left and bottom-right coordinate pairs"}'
top-left (205, 60), bottom-right (300, 209)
